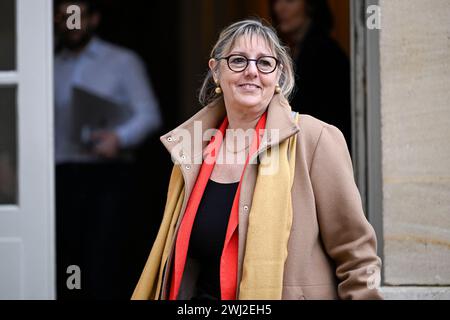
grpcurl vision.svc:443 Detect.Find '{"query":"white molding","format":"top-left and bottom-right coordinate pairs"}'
top-left (0, 72), bottom-right (19, 84)
top-left (0, 205), bottom-right (19, 212)
top-left (44, 0), bottom-right (56, 300)
top-left (8, 0), bottom-right (54, 299)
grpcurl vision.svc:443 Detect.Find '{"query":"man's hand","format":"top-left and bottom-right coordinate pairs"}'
top-left (91, 130), bottom-right (120, 159)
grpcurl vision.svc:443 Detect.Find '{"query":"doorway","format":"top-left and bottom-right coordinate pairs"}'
top-left (51, 0), bottom-right (381, 299)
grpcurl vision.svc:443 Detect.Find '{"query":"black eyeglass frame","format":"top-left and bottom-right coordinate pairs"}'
top-left (217, 54), bottom-right (280, 74)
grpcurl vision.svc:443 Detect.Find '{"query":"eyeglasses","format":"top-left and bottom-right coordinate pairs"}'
top-left (217, 54), bottom-right (280, 74)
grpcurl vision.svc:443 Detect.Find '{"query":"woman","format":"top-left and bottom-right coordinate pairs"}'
top-left (132, 19), bottom-right (382, 300)
top-left (271, 0), bottom-right (352, 148)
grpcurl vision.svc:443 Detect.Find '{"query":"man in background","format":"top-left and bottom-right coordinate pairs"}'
top-left (54, 0), bottom-right (162, 299)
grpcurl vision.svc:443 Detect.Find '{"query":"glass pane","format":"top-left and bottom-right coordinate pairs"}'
top-left (0, 86), bottom-right (17, 204)
top-left (0, 0), bottom-right (16, 70)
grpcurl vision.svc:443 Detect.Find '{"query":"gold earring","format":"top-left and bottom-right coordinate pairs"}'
top-left (275, 85), bottom-right (281, 94)
top-left (215, 80), bottom-right (222, 94)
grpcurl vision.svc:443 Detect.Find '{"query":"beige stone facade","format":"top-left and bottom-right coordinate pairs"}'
top-left (379, 0), bottom-right (450, 296)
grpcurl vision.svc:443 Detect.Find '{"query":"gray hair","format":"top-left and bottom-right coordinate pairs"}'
top-left (198, 18), bottom-right (295, 106)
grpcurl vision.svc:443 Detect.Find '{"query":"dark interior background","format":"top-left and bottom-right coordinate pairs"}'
top-left (94, 0), bottom-right (182, 295)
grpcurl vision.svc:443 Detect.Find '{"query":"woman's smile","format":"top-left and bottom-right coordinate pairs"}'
top-left (237, 82), bottom-right (262, 92)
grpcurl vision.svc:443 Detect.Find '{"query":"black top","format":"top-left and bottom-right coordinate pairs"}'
top-left (188, 179), bottom-right (239, 300)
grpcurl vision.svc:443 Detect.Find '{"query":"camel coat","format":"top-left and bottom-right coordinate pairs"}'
top-left (155, 94), bottom-right (382, 300)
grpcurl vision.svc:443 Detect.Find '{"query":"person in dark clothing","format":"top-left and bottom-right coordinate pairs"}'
top-left (271, 0), bottom-right (352, 149)
top-left (54, 0), bottom-right (162, 299)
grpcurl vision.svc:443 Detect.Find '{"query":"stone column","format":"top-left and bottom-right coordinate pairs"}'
top-left (379, 0), bottom-right (450, 298)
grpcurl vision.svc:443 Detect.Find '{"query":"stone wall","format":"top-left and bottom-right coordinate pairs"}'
top-left (379, 0), bottom-right (450, 287)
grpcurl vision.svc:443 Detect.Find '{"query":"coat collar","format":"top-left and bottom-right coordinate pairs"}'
top-left (160, 94), bottom-right (300, 195)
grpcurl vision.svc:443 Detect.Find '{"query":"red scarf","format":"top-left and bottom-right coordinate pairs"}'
top-left (169, 111), bottom-right (267, 300)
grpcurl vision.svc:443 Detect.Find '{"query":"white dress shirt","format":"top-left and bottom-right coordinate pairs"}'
top-left (54, 37), bottom-right (162, 163)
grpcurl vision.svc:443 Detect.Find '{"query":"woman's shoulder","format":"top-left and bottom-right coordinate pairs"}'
top-left (294, 113), bottom-right (349, 159)
top-left (297, 113), bottom-right (328, 131)
top-left (296, 113), bottom-right (333, 140)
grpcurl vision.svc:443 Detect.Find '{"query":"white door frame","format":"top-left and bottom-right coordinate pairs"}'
top-left (0, 0), bottom-right (54, 299)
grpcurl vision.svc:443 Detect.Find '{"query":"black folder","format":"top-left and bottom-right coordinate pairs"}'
top-left (70, 86), bottom-right (132, 153)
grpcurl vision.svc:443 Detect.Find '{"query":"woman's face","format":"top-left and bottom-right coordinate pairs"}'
top-left (209, 35), bottom-right (281, 113)
top-left (273, 0), bottom-right (309, 35)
